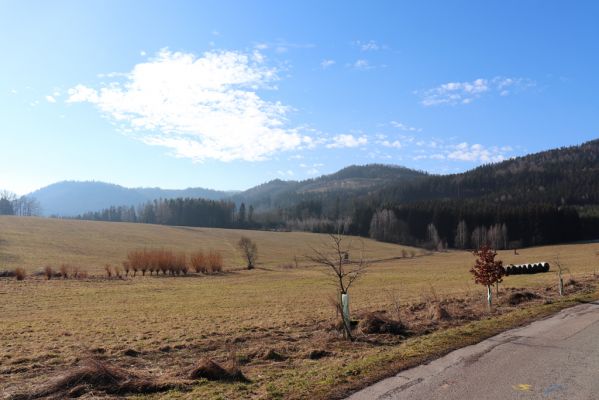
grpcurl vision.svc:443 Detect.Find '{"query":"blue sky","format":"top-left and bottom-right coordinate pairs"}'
top-left (1, 1), bottom-right (598, 195)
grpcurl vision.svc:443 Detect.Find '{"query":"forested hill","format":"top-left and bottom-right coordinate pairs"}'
top-left (377, 139), bottom-right (599, 206)
top-left (25, 139), bottom-right (599, 249)
top-left (231, 164), bottom-right (427, 212)
top-left (29, 181), bottom-right (234, 216)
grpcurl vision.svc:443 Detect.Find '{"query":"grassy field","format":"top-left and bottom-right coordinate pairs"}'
top-left (1, 216), bottom-right (599, 399)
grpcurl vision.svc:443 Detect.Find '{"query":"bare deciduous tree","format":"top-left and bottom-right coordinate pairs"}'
top-left (237, 236), bottom-right (258, 270)
top-left (455, 220), bottom-right (469, 249)
top-left (306, 234), bottom-right (369, 340)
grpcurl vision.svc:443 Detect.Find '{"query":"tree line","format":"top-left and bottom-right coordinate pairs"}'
top-left (0, 190), bottom-right (41, 216)
top-left (75, 197), bottom-right (258, 229)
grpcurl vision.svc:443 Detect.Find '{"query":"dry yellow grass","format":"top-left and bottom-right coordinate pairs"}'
top-left (0, 216), bottom-right (421, 273)
top-left (1, 216), bottom-right (599, 399)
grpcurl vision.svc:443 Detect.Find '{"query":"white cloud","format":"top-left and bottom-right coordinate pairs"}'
top-left (352, 59), bottom-right (371, 70)
top-left (353, 40), bottom-right (384, 51)
top-left (390, 120), bottom-right (422, 132)
top-left (140, 50), bottom-right (147, 56)
top-left (320, 59), bottom-right (335, 69)
top-left (326, 134), bottom-right (368, 148)
top-left (277, 169), bottom-right (295, 177)
top-left (419, 77), bottom-right (533, 106)
top-left (10, 89), bottom-right (17, 94)
top-left (380, 140), bottom-right (402, 149)
top-left (446, 142), bottom-right (507, 163)
top-left (45, 95), bottom-right (56, 103)
top-left (67, 49), bottom-right (310, 162)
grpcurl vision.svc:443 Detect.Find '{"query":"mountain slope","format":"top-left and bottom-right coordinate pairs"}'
top-left (30, 181), bottom-right (234, 216)
top-left (232, 164), bottom-right (428, 211)
top-left (378, 139), bottom-right (599, 206)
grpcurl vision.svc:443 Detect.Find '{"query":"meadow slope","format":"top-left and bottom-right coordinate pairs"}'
top-left (1, 216), bottom-right (598, 399)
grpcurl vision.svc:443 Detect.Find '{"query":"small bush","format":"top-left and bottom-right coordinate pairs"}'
top-left (122, 261), bottom-right (130, 277)
top-left (15, 267), bottom-right (26, 281)
top-left (190, 251), bottom-right (208, 273)
top-left (207, 250), bottom-right (223, 273)
top-left (44, 266), bottom-right (53, 280)
top-left (104, 264), bottom-right (113, 278)
top-left (59, 264), bottom-right (70, 279)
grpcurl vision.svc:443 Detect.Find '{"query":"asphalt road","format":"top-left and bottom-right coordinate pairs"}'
top-left (347, 301), bottom-right (599, 400)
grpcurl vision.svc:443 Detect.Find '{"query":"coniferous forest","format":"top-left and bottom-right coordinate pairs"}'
top-left (72, 139), bottom-right (599, 249)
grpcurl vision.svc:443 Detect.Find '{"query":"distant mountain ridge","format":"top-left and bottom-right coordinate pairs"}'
top-left (27, 138), bottom-right (599, 218)
top-left (29, 181), bottom-right (236, 217)
top-left (28, 164), bottom-right (427, 217)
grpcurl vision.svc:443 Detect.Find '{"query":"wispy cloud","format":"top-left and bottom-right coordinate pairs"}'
top-left (352, 59), bottom-right (372, 70)
top-left (353, 40), bottom-right (385, 51)
top-left (67, 49), bottom-right (312, 162)
top-left (446, 142), bottom-right (511, 162)
top-left (320, 59), bottom-right (335, 69)
top-left (409, 141), bottom-right (511, 163)
top-left (390, 120), bottom-right (422, 132)
top-left (418, 77), bottom-right (533, 106)
top-left (379, 140), bottom-right (402, 149)
top-left (45, 95), bottom-right (56, 103)
top-left (326, 134), bottom-right (368, 148)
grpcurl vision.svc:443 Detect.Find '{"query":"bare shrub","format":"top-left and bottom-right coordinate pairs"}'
top-left (174, 252), bottom-right (187, 275)
top-left (59, 264), bottom-right (71, 279)
top-left (114, 266), bottom-right (122, 279)
top-left (104, 264), bottom-right (113, 279)
top-left (122, 261), bottom-right (130, 277)
top-left (15, 267), bottom-right (26, 281)
top-left (428, 303), bottom-right (451, 321)
top-left (237, 236), bottom-right (258, 270)
top-left (383, 288), bottom-right (402, 322)
top-left (207, 250), bottom-right (223, 273)
top-left (190, 251), bottom-right (208, 273)
top-left (44, 266), bottom-right (53, 280)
